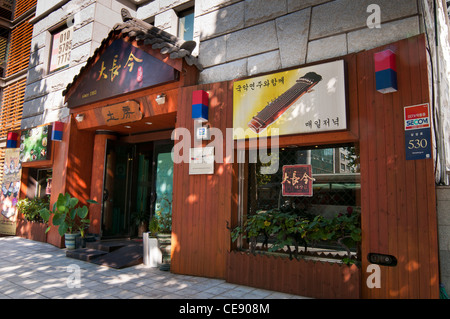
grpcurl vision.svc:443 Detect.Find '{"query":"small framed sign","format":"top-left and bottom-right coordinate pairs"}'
top-left (189, 147), bottom-right (214, 175)
top-left (281, 165), bottom-right (314, 197)
top-left (404, 103), bottom-right (432, 161)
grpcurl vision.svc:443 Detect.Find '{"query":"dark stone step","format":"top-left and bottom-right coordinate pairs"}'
top-left (86, 240), bottom-right (129, 252)
top-left (66, 248), bottom-right (107, 261)
top-left (90, 243), bottom-right (143, 269)
top-left (66, 240), bottom-right (144, 269)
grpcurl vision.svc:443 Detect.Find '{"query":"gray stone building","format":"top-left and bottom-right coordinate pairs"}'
top-left (17, 0), bottom-right (450, 298)
top-left (22, 1), bottom-right (450, 181)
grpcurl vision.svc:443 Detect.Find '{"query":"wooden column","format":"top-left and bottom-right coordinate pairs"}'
top-left (89, 131), bottom-right (118, 235)
top-left (47, 116), bottom-right (95, 247)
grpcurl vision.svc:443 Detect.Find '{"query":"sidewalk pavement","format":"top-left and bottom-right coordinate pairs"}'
top-left (0, 236), bottom-right (307, 300)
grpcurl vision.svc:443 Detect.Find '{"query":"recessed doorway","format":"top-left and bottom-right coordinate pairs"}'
top-left (101, 139), bottom-right (173, 239)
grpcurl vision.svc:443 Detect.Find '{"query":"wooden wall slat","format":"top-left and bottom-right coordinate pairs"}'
top-left (170, 34), bottom-right (437, 299)
top-left (171, 81), bottom-right (233, 279)
top-left (14, 0), bottom-right (36, 19)
top-left (227, 251), bottom-right (361, 299)
top-left (5, 19), bottom-right (33, 77)
top-left (359, 35), bottom-right (439, 299)
top-left (0, 78), bottom-right (26, 139)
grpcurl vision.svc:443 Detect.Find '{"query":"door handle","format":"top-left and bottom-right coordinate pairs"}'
top-left (103, 189), bottom-right (109, 201)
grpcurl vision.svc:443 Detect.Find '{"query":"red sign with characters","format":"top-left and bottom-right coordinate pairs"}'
top-left (282, 165), bottom-right (314, 197)
top-left (404, 103), bottom-right (430, 130)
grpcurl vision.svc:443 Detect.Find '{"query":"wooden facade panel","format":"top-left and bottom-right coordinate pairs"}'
top-left (359, 35), bottom-right (439, 299)
top-left (5, 18), bottom-right (33, 77)
top-left (14, 0), bottom-right (36, 18)
top-left (161, 33), bottom-right (437, 299)
top-left (227, 252), bottom-right (361, 299)
top-left (171, 82), bottom-right (234, 279)
top-left (0, 78), bottom-right (26, 139)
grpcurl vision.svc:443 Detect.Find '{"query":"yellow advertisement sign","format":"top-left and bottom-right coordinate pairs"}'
top-left (1, 148), bottom-right (21, 235)
top-left (233, 60), bottom-right (347, 139)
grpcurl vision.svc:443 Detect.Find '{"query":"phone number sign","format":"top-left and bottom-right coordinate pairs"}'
top-left (404, 103), bottom-right (431, 161)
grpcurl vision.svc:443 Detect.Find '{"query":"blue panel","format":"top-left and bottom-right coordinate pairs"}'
top-left (51, 130), bottom-right (63, 141)
top-left (192, 103), bottom-right (208, 121)
top-left (376, 69), bottom-right (397, 93)
top-left (405, 128), bottom-right (432, 160)
top-left (6, 140), bottom-right (17, 148)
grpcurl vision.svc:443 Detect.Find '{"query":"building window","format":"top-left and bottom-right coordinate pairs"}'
top-left (0, 27), bottom-right (10, 77)
top-left (233, 144), bottom-right (361, 263)
top-left (177, 8), bottom-right (194, 41)
top-left (49, 26), bottom-right (73, 73)
top-left (0, 0), bottom-right (13, 20)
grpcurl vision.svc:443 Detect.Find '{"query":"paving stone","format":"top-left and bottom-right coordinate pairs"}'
top-left (0, 237), bottom-right (305, 299)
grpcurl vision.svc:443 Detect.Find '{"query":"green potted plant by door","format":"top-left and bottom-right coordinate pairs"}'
top-left (132, 210), bottom-right (149, 238)
top-left (39, 193), bottom-right (98, 249)
top-left (154, 195), bottom-right (172, 270)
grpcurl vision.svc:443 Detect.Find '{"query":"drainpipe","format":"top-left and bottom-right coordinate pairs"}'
top-left (434, 0), bottom-right (448, 185)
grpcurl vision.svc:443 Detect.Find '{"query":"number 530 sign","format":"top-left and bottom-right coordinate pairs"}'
top-left (404, 103), bottom-right (432, 161)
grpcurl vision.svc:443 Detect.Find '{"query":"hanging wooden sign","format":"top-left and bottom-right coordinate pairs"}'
top-left (281, 164), bottom-right (314, 197)
top-left (67, 38), bottom-right (178, 108)
top-left (100, 100), bottom-right (142, 126)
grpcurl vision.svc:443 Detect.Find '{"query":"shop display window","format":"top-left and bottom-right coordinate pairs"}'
top-left (234, 144), bottom-right (361, 263)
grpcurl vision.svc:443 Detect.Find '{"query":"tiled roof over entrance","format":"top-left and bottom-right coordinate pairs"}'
top-left (63, 9), bottom-right (202, 97)
top-left (116, 9), bottom-right (202, 70)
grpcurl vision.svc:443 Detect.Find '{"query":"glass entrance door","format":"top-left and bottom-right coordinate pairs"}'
top-left (101, 140), bottom-right (134, 238)
top-left (151, 142), bottom-right (174, 230)
top-left (101, 140), bottom-right (174, 238)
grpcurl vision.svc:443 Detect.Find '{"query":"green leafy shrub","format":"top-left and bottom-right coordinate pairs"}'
top-left (231, 207), bottom-right (361, 264)
top-left (16, 196), bottom-right (49, 223)
top-left (39, 193), bottom-right (98, 237)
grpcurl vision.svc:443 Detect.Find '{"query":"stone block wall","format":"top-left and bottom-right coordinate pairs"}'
top-left (22, 0), bottom-right (445, 134)
top-left (137, 0), bottom-right (421, 84)
top-left (437, 186), bottom-right (450, 293)
top-left (21, 0), bottom-right (137, 129)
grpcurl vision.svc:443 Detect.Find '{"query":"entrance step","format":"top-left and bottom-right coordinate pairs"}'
top-left (66, 239), bottom-right (143, 269)
top-left (86, 240), bottom-right (129, 253)
top-left (66, 248), bottom-right (107, 262)
top-left (90, 243), bottom-right (143, 269)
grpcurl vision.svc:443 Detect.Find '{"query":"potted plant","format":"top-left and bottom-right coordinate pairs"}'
top-left (153, 195), bottom-right (172, 270)
top-left (131, 210), bottom-right (148, 238)
top-left (39, 193), bottom-right (98, 249)
top-left (143, 217), bottom-right (162, 268)
top-left (16, 196), bottom-right (49, 223)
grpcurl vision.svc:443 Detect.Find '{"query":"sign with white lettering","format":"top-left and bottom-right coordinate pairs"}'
top-left (404, 103), bottom-right (430, 130)
top-left (189, 147), bottom-right (214, 175)
top-left (404, 103), bottom-right (432, 161)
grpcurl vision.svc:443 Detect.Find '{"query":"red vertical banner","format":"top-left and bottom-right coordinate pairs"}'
top-left (281, 165), bottom-right (314, 197)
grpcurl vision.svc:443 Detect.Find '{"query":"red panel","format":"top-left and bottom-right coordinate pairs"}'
top-left (374, 49), bottom-right (396, 72)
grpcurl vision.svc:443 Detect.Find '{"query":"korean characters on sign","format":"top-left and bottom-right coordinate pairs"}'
top-left (282, 165), bottom-right (314, 197)
top-left (404, 103), bottom-right (432, 161)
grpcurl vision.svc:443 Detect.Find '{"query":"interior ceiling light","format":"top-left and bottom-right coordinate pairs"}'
top-left (155, 93), bottom-right (166, 105)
